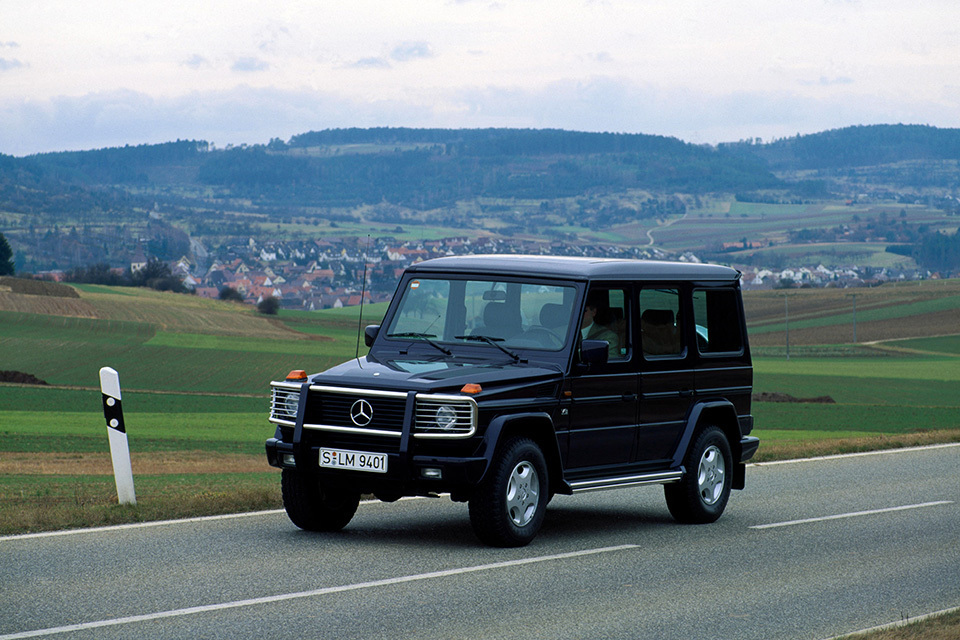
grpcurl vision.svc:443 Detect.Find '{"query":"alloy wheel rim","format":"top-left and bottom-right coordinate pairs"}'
top-left (505, 461), bottom-right (540, 526)
top-left (697, 445), bottom-right (726, 505)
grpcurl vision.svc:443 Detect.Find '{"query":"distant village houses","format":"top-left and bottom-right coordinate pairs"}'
top-left (184, 235), bottom-right (681, 309)
top-left (179, 234), bottom-right (943, 307)
top-left (37, 232), bottom-right (942, 308)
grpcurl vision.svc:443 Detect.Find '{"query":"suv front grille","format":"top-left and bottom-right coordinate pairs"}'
top-left (269, 384), bottom-right (478, 440)
top-left (304, 386), bottom-right (407, 436)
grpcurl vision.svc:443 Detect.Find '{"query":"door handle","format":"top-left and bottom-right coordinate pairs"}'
top-left (679, 389), bottom-right (694, 397)
top-left (622, 393), bottom-right (637, 402)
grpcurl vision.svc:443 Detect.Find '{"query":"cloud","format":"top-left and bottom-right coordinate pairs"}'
top-left (2, 75), bottom-right (958, 156)
top-left (344, 41), bottom-right (434, 70)
top-left (390, 41), bottom-right (435, 62)
top-left (257, 25), bottom-right (291, 54)
top-left (819, 76), bottom-right (854, 86)
top-left (231, 57), bottom-right (270, 72)
top-left (182, 54), bottom-right (209, 70)
top-left (0, 58), bottom-right (25, 71)
top-left (0, 41), bottom-right (19, 48)
top-left (433, 76), bottom-right (958, 144)
top-left (346, 57), bottom-right (391, 69)
top-left (0, 87), bottom-right (428, 155)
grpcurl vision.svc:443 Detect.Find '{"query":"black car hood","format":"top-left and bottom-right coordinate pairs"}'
top-left (308, 354), bottom-right (563, 394)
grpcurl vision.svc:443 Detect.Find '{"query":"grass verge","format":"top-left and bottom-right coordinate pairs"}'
top-left (750, 428), bottom-right (960, 462)
top-left (0, 468), bottom-right (280, 536)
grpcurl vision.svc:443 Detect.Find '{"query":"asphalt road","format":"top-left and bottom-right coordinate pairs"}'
top-left (2, 444), bottom-right (958, 640)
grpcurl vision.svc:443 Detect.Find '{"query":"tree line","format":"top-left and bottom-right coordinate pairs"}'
top-left (888, 231), bottom-right (960, 272)
top-left (193, 140), bottom-right (779, 209)
top-left (725, 124), bottom-right (960, 171)
top-left (64, 259), bottom-right (190, 293)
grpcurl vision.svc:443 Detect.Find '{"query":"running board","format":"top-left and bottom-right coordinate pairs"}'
top-left (569, 470), bottom-right (684, 493)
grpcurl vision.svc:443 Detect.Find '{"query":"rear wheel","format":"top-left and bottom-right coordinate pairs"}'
top-left (281, 469), bottom-right (360, 532)
top-left (664, 426), bottom-right (732, 524)
top-left (469, 438), bottom-right (548, 547)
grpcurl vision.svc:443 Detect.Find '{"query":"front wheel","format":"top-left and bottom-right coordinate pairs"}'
top-left (469, 438), bottom-right (548, 547)
top-left (281, 469), bottom-right (360, 532)
top-left (664, 426), bottom-right (732, 524)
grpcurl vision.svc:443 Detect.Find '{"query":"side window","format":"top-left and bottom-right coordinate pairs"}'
top-left (582, 287), bottom-right (629, 360)
top-left (693, 288), bottom-right (744, 355)
top-left (639, 288), bottom-right (684, 358)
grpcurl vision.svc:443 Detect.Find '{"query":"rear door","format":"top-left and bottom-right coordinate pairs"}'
top-left (691, 285), bottom-right (752, 418)
top-left (635, 284), bottom-right (695, 463)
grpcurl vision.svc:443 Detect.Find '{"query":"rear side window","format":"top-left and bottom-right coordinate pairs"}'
top-left (692, 288), bottom-right (744, 355)
top-left (639, 288), bottom-right (684, 358)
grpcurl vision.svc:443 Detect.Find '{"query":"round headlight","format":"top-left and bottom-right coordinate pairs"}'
top-left (435, 405), bottom-right (458, 430)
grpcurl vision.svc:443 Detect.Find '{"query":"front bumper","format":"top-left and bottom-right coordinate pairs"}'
top-left (265, 437), bottom-right (488, 495)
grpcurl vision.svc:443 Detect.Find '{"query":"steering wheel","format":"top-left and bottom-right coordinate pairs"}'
top-left (522, 326), bottom-right (565, 348)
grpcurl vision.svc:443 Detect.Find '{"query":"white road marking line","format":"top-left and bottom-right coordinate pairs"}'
top-left (0, 544), bottom-right (639, 640)
top-left (750, 500), bottom-right (954, 530)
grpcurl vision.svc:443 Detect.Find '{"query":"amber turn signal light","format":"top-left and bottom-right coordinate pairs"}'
top-left (460, 383), bottom-right (482, 395)
top-left (286, 370), bottom-right (307, 381)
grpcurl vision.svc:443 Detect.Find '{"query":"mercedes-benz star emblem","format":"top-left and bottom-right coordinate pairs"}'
top-left (349, 399), bottom-right (374, 426)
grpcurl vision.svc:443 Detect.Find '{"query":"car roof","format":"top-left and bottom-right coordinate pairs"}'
top-left (406, 255), bottom-right (741, 282)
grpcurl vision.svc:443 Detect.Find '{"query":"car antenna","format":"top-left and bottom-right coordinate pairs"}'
top-left (355, 235), bottom-right (371, 365)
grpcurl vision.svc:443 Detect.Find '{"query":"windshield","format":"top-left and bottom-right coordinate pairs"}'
top-left (385, 277), bottom-right (578, 352)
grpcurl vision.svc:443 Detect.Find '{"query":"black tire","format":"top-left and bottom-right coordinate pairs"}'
top-left (664, 426), bottom-right (733, 524)
top-left (469, 438), bottom-right (548, 547)
top-left (281, 469), bottom-right (360, 532)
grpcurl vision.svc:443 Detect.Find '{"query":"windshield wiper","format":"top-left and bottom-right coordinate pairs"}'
top-left (387, 332), bottom-right (453, 356)
top-left (455, 335), bottom-right (522, 362)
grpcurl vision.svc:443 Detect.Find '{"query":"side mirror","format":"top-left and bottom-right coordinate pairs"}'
top-left (580, 339), bottom-right (609, 365)
top-left (364, 324), bottom-right (380, 348)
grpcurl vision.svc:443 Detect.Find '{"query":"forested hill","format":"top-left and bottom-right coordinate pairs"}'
top-left (13, 129), bottom-right (778, 210)
top-left (4, 125), bottom-right (960, 215)
top-left (723, 124), bottom-right (960, 171)
top-left (288, 127), bottom-right (705, 156)
top-left (0, 152), bottom-right (146, 216)
top-left (28, 140), bottom-right (210, 185)
top-left (208, 128), bottom-right (785, 207)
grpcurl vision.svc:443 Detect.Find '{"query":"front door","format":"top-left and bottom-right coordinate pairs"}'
top-left (565, 285), bottom-right (638, 471)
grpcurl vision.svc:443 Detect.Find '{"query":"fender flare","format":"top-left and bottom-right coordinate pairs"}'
top-left (670, 400), bottom-right (741, 470)
top-left (477, 412), bottom-right (568, 493)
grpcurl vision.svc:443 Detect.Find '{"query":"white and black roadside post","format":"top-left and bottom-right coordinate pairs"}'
top-left (99, 366), bottom-right (137, 505)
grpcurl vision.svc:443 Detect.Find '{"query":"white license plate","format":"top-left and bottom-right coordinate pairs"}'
top-left (319, 448), bottom-right (388, 474)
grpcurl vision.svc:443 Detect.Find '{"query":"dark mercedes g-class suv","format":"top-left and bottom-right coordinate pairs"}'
top-left (266, 255), bottom-right (758, 546)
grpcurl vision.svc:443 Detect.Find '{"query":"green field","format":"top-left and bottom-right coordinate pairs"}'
top-left (744, 279), bottom-right (960, 346)
top-left (1, 280), bottom-right (958, 534)
top-left (650, 201), bottom-right (958, 265)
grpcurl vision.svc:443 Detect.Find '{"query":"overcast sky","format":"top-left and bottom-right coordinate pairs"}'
top-left (2, 0), bottom-right (959, 156)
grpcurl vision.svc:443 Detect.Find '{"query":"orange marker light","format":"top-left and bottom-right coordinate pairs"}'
top-left (460, 383), bottom-right (482, 395)
top-left (286, 370), bottom-right (307, 381)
